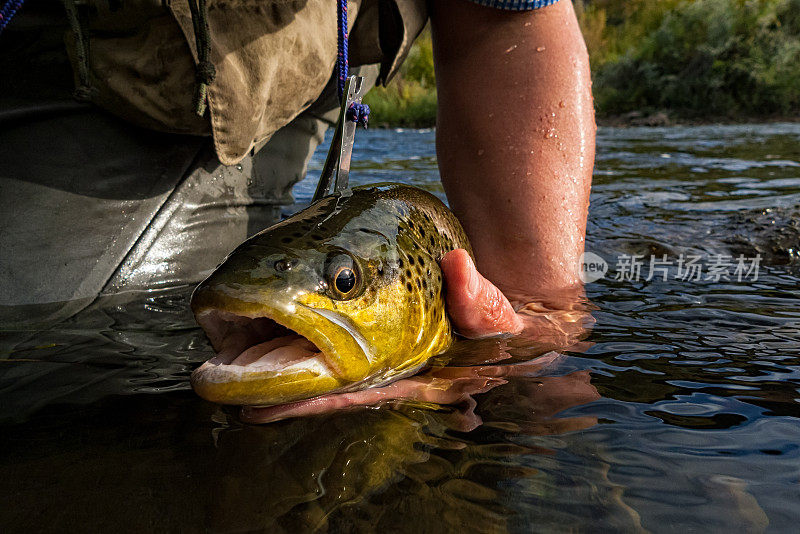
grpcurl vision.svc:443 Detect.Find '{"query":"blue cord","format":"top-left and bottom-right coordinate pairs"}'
top-left (347, 103), bottom-right (370, 127)
top-left (0, 0), bottom-right (26, 36)
top-left (337, 0), bottom-right (369, 127)
top-left (337, 0), bottom-right (348, 101)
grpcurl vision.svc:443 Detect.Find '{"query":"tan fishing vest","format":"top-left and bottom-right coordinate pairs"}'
top-left (67, 0), bottom-right (426, 165)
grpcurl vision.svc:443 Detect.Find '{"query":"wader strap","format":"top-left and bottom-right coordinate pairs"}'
top-left (187, 0), bottom-right (216, 117)
top-left (62, 0), bottom-right (95, 101)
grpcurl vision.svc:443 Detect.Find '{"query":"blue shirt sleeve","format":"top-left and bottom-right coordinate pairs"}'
top-left (463, 0), bottom-right (560, 10)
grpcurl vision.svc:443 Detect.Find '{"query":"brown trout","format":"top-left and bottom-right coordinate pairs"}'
top-left (191, 183), bottom-right (472, 406)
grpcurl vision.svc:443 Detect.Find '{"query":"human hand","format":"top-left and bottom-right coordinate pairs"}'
top-left (240, 352), bottom-right (565, 428)
top-left (440, 249), bottom-right (594, 345)
top-left (440, 249), bottom-right (524, 338)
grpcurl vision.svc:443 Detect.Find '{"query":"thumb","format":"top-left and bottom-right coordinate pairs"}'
top-left (440, 249), bottom-right (523, 339)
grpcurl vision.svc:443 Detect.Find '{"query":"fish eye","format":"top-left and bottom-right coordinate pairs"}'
top-left (334, 267), bottom-right (356, 294)
top-left (324, 252), bottom-right (362, 299)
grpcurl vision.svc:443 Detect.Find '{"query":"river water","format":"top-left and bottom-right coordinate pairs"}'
top-left (2, 124), bottom-right (799, 532)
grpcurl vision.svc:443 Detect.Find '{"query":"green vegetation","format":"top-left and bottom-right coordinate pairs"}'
top-left (365, 0), bottom-right (800, 126)
top-left (582, 0), bottom-right (800, 118)
top-left (363, 28), bottom-right (437, 127)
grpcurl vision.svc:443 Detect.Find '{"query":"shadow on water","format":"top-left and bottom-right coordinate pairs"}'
top-left (2, 124), bottom-right (800, 532)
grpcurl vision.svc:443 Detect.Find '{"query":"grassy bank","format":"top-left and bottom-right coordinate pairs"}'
top-left (364, 0), bottom-right (800, 126)
top-left (363, 28), bottom-right (437, 127)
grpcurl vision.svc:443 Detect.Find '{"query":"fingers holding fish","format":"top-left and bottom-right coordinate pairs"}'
top-left (239, 365), bottom-right (508, 425)
top-left (239, 353), bottom-right (569, 425)
top-left (439, 249), bottom-right (593, 351)
top-left (440, 248), bottom-right (524, 339)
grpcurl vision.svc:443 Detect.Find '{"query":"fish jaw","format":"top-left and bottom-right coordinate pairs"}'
top-left (190, 284), bottom-right (375, 406)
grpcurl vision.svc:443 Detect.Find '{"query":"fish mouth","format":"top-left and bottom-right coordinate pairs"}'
top-left (191, 309), bottom-right (346, 406)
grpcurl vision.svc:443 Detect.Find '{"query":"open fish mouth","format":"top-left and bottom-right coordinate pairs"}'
top-left (191, 309), bottom-right (343, 406)
top-left (194, 310), bottom-right (331, 375)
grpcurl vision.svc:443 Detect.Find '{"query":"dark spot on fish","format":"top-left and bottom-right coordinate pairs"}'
top-left (405, 269), bottom-right (412, 278)
top-left (409, 221), bottom-right (415, 229)
top-left (408, 256), bottom-right (415, 266)
top-left (430, 236), bottom-right (436, 247)
top-left (311, 234), bottom-right (323, 241)
top-left (406, 282), bottom-right (413, 292)
top-left (281, 237), bottom-right (292, 244)
top-left (292, 232), bottom-right (302, 238)
top-left (416, 279), bottom-right (421, 289)
top-left (416, 266), bottom-right (422, 276)
top-left (377, 267), bottom-right (384, 276)
top-left (423, 280), bottom-right (428, 289)
top-left (418, 256), bottom-right (424, 266)
top-left (420, 228), bottom-right (426, 237)
top-left (399, 258), bottom-right (404, 268)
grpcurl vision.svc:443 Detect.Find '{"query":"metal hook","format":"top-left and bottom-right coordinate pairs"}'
top-left (312, 75), bottom-right (366, 202)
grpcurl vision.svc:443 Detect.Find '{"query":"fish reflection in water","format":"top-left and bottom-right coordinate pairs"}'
top-left (190, 346), bottom-right (630, 533)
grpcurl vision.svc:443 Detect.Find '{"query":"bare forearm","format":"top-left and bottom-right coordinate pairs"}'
top-left (431, 0), bottom-right (595, 305)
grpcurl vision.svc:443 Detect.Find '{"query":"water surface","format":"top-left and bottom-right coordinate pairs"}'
top-left (2, 124), bottom-right (799, 532)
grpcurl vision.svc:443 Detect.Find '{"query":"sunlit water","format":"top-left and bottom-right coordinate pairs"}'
top-left (2, 125), bottom-right (800, 532)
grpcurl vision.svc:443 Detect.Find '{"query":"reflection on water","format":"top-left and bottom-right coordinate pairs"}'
top-left (2, 124), bottom-right (800, 532)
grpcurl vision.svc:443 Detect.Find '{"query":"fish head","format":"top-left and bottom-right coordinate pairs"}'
top-left (190, 192), bottom-right (453, 407)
